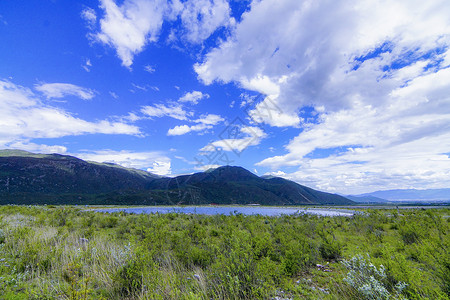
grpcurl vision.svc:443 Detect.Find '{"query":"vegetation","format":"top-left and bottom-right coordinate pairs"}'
top-left (0, 205), bottom-right (448, 299)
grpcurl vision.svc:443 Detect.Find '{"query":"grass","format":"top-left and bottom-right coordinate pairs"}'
top-left (0, 205), bottom-right (448, 299)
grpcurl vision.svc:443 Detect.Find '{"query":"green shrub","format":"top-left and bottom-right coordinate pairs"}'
top-left (319, 236), bottom-right (342, 260)
top-left (0, 229), bottom-right (5, 244)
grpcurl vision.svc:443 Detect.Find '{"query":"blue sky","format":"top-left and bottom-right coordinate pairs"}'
top-left (1, 0), bottom-right (449, 194)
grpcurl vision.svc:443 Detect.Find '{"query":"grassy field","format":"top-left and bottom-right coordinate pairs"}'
top-left (0, 206), bottom-right (448, 299)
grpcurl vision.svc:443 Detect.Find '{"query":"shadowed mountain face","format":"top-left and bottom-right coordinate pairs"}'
top-left (0, 150), bottom-right (353, 205)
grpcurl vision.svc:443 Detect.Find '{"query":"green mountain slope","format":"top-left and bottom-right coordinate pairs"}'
top-left (0, 151), bottom-right (353, 205)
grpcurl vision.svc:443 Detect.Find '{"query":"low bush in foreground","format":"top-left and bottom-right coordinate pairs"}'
top-left (0, 206), bottom-right (448, 299)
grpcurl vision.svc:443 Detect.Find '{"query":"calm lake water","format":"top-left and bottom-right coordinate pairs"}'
top-left (94, 206), bottom-right (356, 217)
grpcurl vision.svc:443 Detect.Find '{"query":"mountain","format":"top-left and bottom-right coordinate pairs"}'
top-left (0, 150), bottom-right (353, 206)
top-left (346, 195), bottom-right (390, 203)
top-left (357, 188), bottom-right (450, 202)
top-left (154, 166), bottom-right (353, 205)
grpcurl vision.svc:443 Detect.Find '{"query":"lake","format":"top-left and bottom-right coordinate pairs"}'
top-left (94, 206), bottom-right (356, 217)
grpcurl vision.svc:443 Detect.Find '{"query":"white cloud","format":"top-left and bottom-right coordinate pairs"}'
top-left (247, 95), bottom-right (301, 127)
top-left (109, 91), bottom-right (119, 99)
top-left (35, 83), bottom-right (96, 100)
top-left (81, 7), bottom-right (97, 29)
top-left (76, 149), bottom-right (171, 175)
top-left (257, 67), bottom-right (450, 193)
top-left (118, 112), bottom-right (142, 123)
top-left (94, 0), bottom-right (167, 68)
top-left (144, 64), bottom-right (155, 73)
top-left (178, 90), bottom-right (209, 104)
top-left (141, 103), bottom-right (190, 120)
top-left (195, 113), bottom-right (223, 125)
top-left (0, 80), bottom-right (140, 148)
top-left (201, 125), bottom-right (266, 153)
top-left (195, 0), bottom-right (450, 112)
top-left (167, 125), bottom-right (193, 136)
top-left (264, 170), bottom-right (286, 177)
top-left (131, 83), bottom-right (149, 92)
top-left (178, 0), bottom-right (233, 43)
top-left (194, 164), bottom-right (221, 171)
top-left (167, 113), bottom-right (224, 136)
top-left (7, 141), bottom-right (68, 154)
top-left (82, 58), bottom-right (92, 72)
top-left (194, 0), bottom-right (450, 192)
top-left (88, 0), bottom-right (234, 68)
top-left (0, 14), bottom-right (7, 26)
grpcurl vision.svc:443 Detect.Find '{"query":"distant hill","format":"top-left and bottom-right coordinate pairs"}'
top-left (0, 150), bottom-right (353, 206)
top-left (346, 195), bottom-right (389, 203)
top-left (358, 188), bottom-right (450, 202)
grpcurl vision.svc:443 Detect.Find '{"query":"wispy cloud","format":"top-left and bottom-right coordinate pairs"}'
top-left (76, 149), bottom-right (171, 175)
top-left (201, 125), bottom-right (266, 153)
top-left (0, 14), bottom-right (8, 26)
top-left (144, 65), bottom-right (155, 73)
top-left (167, 113), bottom-right (224, 136)
top-left (131, 83), bottom-right (159, 92)
top-left (81, 7), bottom-right (97, 30)
top-left (175, 0), bottom-right (234, 43)
top-left (82, 58), bottom-right (92, 72)
top-left (6, 141), bottom-right (68, 155)
top-left (141, 103), bottom-right (191, 120)
top-left (109, 91), bottom-right (119, 99)
top-left (178, 90), bottom-right (209, 105)
top-left (34, 83), bottom-right (96, 100)
top-left (131, 83), bottom-right (149, 92)
top-left (0, 80), bottom-right (140, 149)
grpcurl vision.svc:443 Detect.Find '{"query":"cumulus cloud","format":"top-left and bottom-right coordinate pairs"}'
top-left (167, 113), bottom-right (224, 135)
top-left (167, 124), bottom-right (193, 136)
top-left (94, 0), bottom-right (166, 68)
top-left (178, 90), bottom-right (209, 104)
top-left (141, 103), bottom-right (190, 120)
top-left (195, 0), bottom-right (450, 112)
top-left (76, 149), bottom-right (171, 175)
top-left (87, 0), bottom-right (234, 68)
top-left (194, 0), bottom-right (450, 192)
top-left (0, 80), bottom-right (140, 149)
top-left (257, 67), bottom-right (450, 193)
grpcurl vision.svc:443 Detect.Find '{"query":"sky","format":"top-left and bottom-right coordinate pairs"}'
top-left (0, 0), bottom-right (449, 194)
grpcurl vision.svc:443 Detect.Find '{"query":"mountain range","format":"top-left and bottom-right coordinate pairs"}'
top-left (0, 150), bottom-right (353, 206)
top-left (351, 189), bottom-right (450, 203)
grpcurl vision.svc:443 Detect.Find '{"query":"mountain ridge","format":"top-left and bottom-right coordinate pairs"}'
top-left (355, 188), bottom-right (450, 201)
top-left (0, 150), bottom-right (353, 206)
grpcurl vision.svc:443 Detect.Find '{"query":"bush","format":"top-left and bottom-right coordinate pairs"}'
top-left (342, 254), bottom-right (407, 299)
top-left (319, 236), bottom-right (342, 260)
top-left (0, 229), bottom-right (5, 244)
